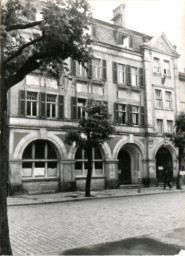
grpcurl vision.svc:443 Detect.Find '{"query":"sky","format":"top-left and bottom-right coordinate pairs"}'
top-left (88, 0), bottom-right (185, 72)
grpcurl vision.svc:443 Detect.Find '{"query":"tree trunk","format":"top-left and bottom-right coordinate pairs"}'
top-left (0, 78), bottom-right (12, 255)
top-left (176, 149), bottom-right (183, 190)
top-left (85, 146), bottom-right (92, 197)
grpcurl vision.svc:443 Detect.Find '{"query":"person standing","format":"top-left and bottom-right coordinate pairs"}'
top-left (163, 168), bottom-right (172, 189)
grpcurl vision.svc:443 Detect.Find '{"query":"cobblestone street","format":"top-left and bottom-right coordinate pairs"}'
top-left (8, 193), bottom-right (185, 255)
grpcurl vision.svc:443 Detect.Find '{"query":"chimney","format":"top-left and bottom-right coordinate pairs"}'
top-left (111, 4), bottom-right (126, 27)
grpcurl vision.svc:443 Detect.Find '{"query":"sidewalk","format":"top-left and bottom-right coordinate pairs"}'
top-left (7, 185), bottom-right (185, 206)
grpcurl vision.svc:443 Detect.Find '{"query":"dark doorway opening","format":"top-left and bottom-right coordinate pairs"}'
top-left (156, 147), bottom-right (173, 184)
top-left (118, 150), bottom-right (131, 185)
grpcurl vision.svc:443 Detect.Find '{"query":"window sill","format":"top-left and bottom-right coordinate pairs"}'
top-left (117, 84), bottom-right (141, 91)
top-left (155, 107), bottom-right (163, 110)
top-left (153, 72), bottom-right (161, 76)
top-left (22, 177), bottom-right (59, 182)
top-left (75, 176), bottom-right (105, 179)
top-left (165, 108), bottom-right (173, 111)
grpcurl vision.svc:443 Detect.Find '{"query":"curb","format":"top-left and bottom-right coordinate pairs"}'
top-left (7, 189), bottom-right (185, 207)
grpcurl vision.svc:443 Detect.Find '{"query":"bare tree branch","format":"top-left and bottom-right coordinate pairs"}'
top-left (4, 34), bottom-right (45, 64)
top-left (6, 20), bottom-right (42, 31)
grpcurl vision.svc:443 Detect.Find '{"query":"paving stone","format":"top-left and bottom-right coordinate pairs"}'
top-left (8, 193), bottom-right (185, 255)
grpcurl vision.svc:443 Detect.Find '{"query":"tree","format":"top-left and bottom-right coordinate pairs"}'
top-left (0, 0), bottom-right (92, 254)
top-left (171, 112), bottom-right (185, 189)
top-left (65, 101), bottom-right (115, 197)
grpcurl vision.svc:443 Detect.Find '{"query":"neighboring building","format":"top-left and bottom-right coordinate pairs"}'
top-left (8, 4), bottom-right (181, 194)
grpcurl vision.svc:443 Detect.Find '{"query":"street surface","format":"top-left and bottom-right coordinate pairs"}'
top-left (8, 193), bottom-right (185, 255)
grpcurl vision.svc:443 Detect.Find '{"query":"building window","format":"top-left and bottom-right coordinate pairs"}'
top-left (165, 91), bottom-right (172, 109)
top-left (131, 106), bottom-right (139, 125)
top-left (22, 140), bottom-right (58, 178)
top-left (130, 67), bottom-right (138, 86)
top-left (117, 64), bottom-right (125, 84)
top-left (76, 62), bottom-right (87, 77)
top-left (92, 58), bottom-right (101, 80)
top-left (153, 58), bottom-right (160, 74)
top-left (155, 89), bottom-right (162, 108)
top-left (163, 60), bottom-right (170, 76)
top-left (167, 120), bottom-right (173, 133)
top-left (157, 119), bottom-right (163, 133)
top-left (46, 94), bottom-right (57, 118)
top-left (77, 98), bottom-right (86, 119)
top-left (118, 104), bottom-right (127, 124)
top-left (75, 147), bottom-right (104, 176)
top-left (26, 91), bottom-right (38, 116)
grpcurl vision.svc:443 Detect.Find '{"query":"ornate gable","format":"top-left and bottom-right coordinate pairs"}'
top-left (147, 32), bottom-right (178, 56)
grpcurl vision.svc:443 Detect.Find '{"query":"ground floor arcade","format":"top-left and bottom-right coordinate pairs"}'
top-left (9, 128), bottom-right (179, 194)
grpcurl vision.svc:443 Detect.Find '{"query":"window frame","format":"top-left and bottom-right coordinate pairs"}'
top-left (167, 120), bottom-right (173, 134)
top-left (46, 94), bottom-right (57, 118)
top-left (163, 60), bottom-right (170, 76)
top-left (75, 147), bottom-right (104, 177)
top-left (92, 58), bottom-right (102, 80)
top-left (153, 57), bottom-right (161, 74)
top-left (117, 63), bottom-right (126, 84)
top-left (118, 104), bottom-right (127, 125)
top-left (157, 119), bottom-right (163, 133)
top-left (26, 91), bottom-right (38, 117)
top-left (131, 105), bottom-right (139, 125)
top-left (155, 89), bottom-right (163, 109)
top-left (22, 140), bottom-right (58, 179)
top-left (165, 91), bottom-right (172, 110)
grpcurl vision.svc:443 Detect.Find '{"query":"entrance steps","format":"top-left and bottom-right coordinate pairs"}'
top-left (119, 184), bottom-right (144, 189)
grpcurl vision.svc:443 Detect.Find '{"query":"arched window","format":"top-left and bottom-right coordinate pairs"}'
top-left (22, 140), bottom-right (58, 178)
top-left (75, 147), bottom-right (104, 176)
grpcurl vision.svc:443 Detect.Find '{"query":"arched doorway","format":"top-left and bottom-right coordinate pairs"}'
top-left (118, 149), bottom-right (131, 185)
top-left (155, 147), bottom-right (173, 184)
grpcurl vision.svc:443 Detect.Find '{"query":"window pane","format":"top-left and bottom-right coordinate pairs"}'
top-left (95, 169), bottom-right (103, 176)
top-left (47, 162), bottom-right (57, 176)
top-left (22, 162), bottom-right (32, 168)
top-left (94, 149), bottom-right (102, 159)
top-left (48, 143), bottom-right (57, 159)
top-left (22, 162), bottom-right (32, 177)
top-left (47, 104), bottom-right (50, 117)
top-left (35, 162), bottom-right (45, 168)
top-left (75, 162), bottom-right (82, 170)
top-left (52, 105), bottom-right (56, 117)
top-left (32, 102), bottom-right (37, 116)
top-left (23, 144), bottom-right (32, 159)
top-left (35, 141), bottom-right (45, 159)
top-left (27, 102), bottom-right (31, 115)
top-left (95, 162), bottom-right (103, 169)
top-left (84, 161), bottom-right (88, 170)
top-left (75, 148), bottom-right (83, 159)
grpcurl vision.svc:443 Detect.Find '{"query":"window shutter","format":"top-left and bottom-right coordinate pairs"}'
top-left (114, 103), bottom-right (119, 123)
top-left (112, 62), bottom-right (117, 83)
top-left (140, 106), bottom-right (145, 126)
top-left (127, 104), bottom-right (132, 125)
top-left (129, 36), bottom-right (133, 48)
top-left (126, 65), bottom-right (131, 86)
top-left (88, 59), bottom-right (92, 79)
top-left (102, 59), bottom-right (107, 81)
top-left (71, 97), bottom-right (78, 120)
top-left (92, 25), bottom-right (96, 37)
top-left (117, 33), bottom-right (122, 44)
top-left (139, 68), bottom-right (144, 87)
top-left (58, 95), bottom-right (64, 120)
top-left (19, 90), bottom-right (26, 116)
top-left (70, 58), bottom-right (76, 76)
top-left (40, 93), bottom-right (46, 118)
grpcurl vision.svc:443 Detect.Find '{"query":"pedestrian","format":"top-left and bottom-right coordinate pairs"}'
top-left (163, 168), bottom-right (172, 189)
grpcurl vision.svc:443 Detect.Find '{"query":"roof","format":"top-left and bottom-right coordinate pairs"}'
top-left (92, 18), bottom-right (153, 39)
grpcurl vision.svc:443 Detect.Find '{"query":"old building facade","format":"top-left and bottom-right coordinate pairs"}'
top-left (8, 4), bottom-right (182, 194)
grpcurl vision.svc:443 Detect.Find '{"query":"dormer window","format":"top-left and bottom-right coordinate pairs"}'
top-left (117, 34), bottom-right (133, 48)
